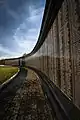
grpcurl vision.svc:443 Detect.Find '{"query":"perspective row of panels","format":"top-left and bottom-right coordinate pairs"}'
top-left (25, 0), bottom-right (80, 109)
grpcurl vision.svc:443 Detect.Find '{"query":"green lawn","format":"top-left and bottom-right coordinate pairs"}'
top-left (0, 66), bottom-right (18, 85)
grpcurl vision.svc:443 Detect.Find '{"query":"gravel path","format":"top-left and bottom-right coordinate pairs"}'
top-left (0, 68), bottom-right (53, 120)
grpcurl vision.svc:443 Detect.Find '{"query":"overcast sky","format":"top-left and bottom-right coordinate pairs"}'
top-left (0, 0), bottom-right (45, 59)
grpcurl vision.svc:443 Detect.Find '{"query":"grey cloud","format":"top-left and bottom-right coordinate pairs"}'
top-left (0, 0), bottom-right (45, 58)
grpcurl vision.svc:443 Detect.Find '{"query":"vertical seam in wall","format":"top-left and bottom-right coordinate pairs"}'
top-left (56, 15), bottom-right (61, 88)
top-left (67, 0), bottom-right (75, 102)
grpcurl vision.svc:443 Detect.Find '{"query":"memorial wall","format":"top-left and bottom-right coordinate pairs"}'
top-left (25, 0), bottom-right (80, 108)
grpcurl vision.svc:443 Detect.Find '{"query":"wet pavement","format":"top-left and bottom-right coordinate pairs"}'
top-left (0, 68), bottom-right (53, 120)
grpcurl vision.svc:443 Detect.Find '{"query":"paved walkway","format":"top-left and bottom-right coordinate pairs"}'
top-left (0, 68), bottom-right (52, 120)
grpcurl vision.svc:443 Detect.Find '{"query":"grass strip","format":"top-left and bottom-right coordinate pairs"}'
top-left (0, 66), bottom-right (18, 85)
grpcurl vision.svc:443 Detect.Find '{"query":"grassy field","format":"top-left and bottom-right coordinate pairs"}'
top-left (0, 66), bottom-right (18, 85)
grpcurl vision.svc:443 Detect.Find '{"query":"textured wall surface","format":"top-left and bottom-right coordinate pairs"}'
top-left (25, 0), bottom-right (80, 109)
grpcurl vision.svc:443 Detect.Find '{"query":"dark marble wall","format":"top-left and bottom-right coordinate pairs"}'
top-left (25, 0), bottom-right (80, 108)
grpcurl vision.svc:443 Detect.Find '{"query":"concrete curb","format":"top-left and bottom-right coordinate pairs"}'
top-left (0, 68), bottom-right (20, 91)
